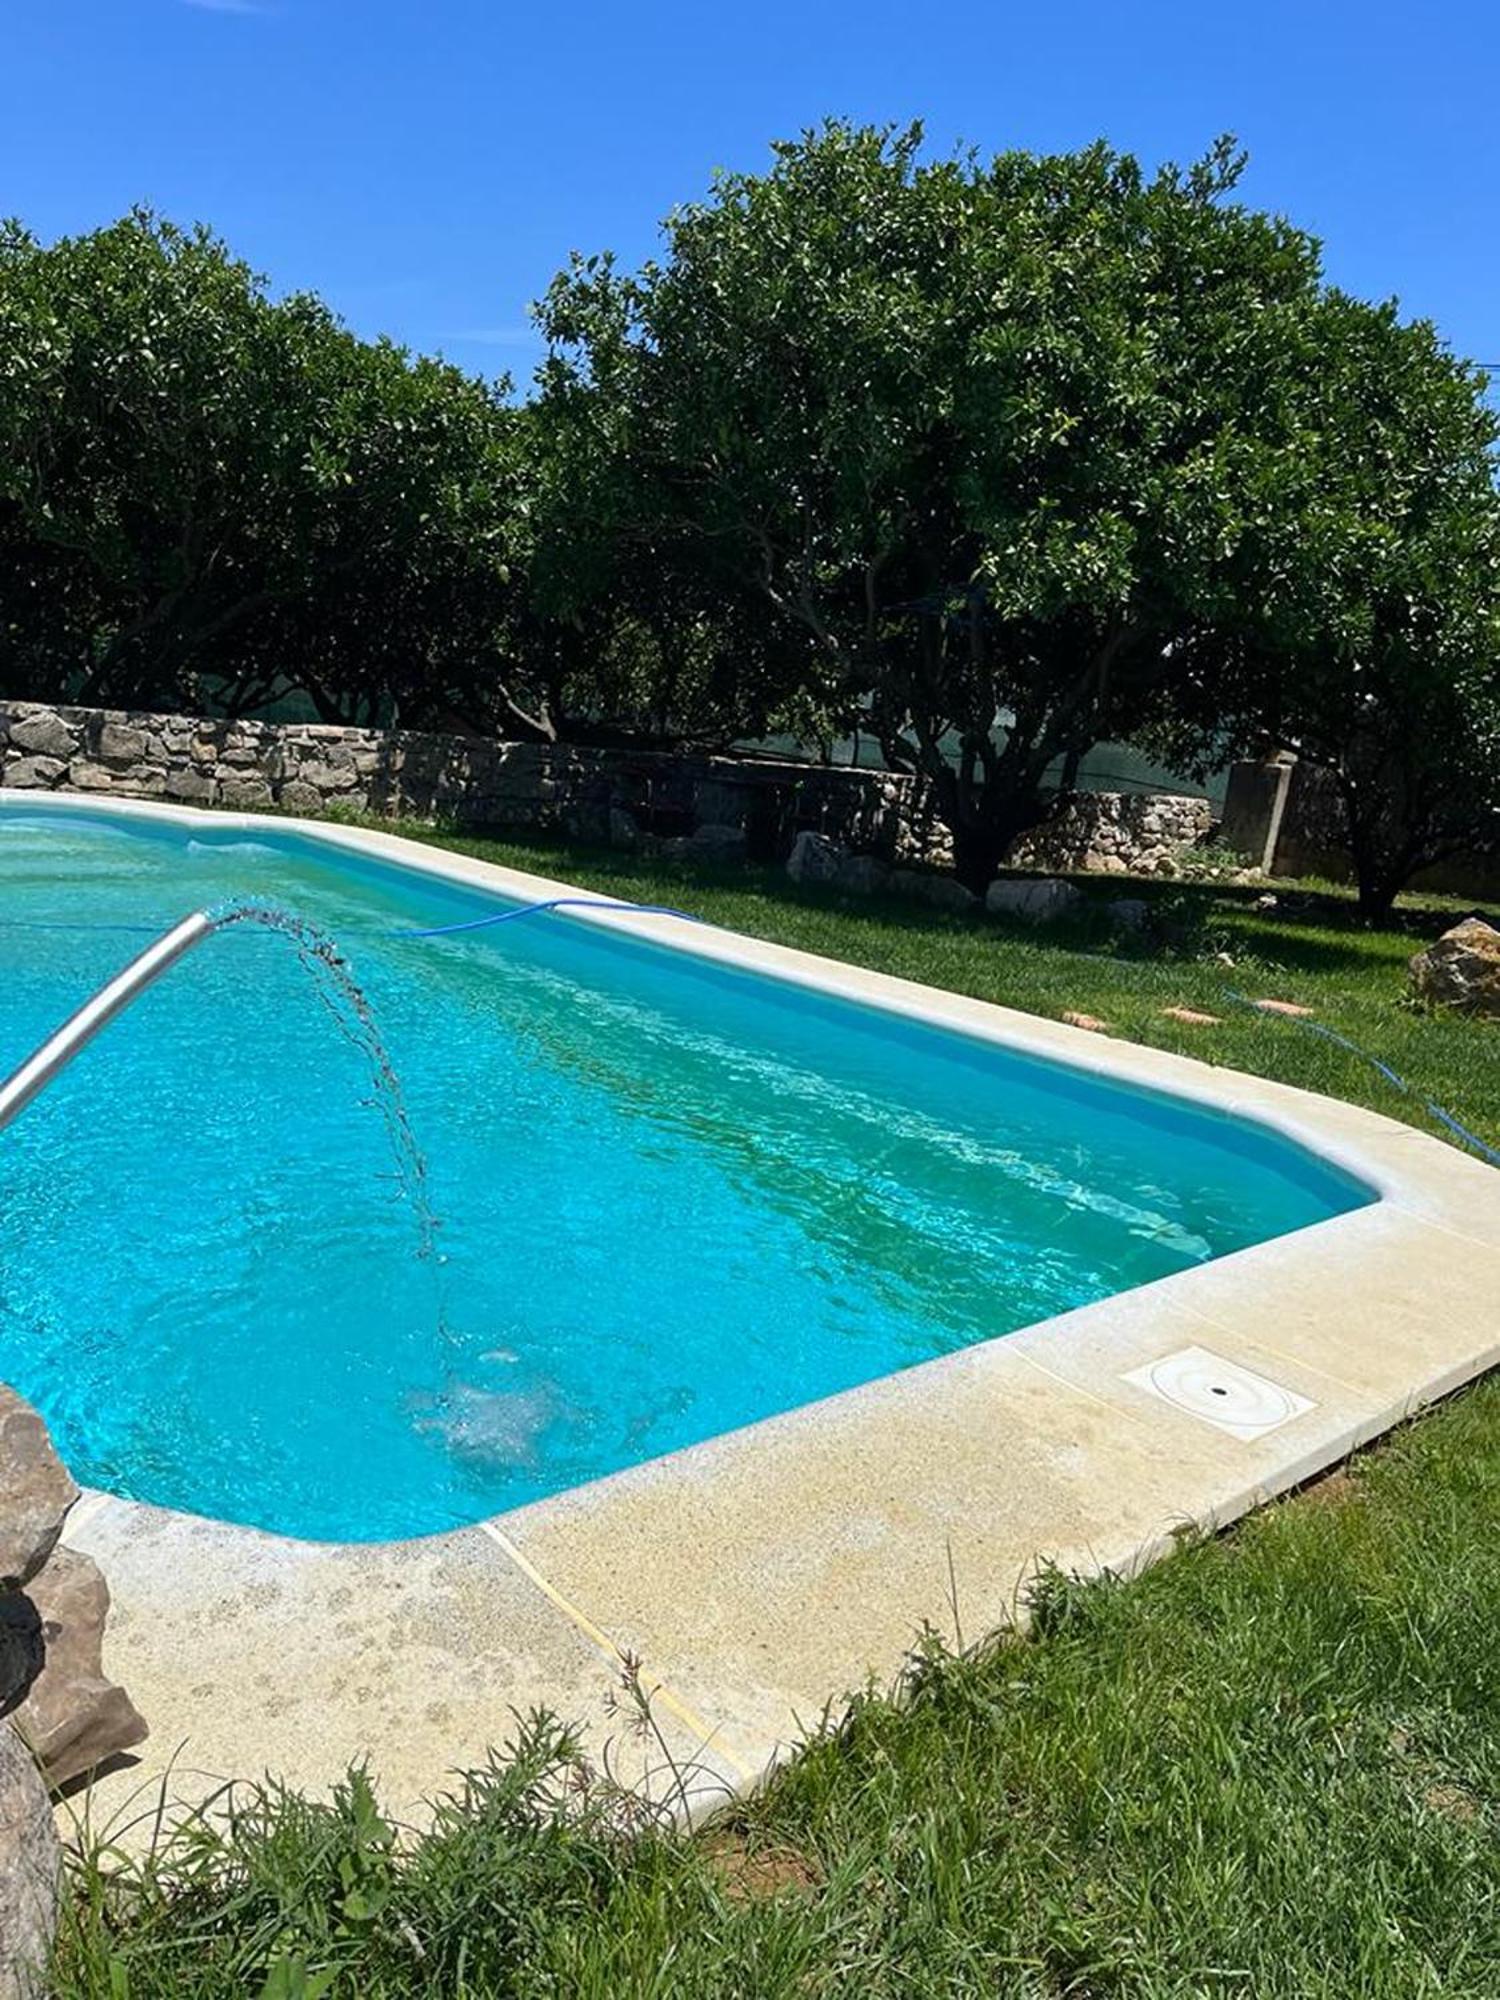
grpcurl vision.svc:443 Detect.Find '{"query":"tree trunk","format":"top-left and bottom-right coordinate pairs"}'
top-left (1355, 874), bottom-right (1401, 922)
top-left (948, 793), bottom-right (1058, 893)
top-left (1344, 783), bottom-right (1416, 924)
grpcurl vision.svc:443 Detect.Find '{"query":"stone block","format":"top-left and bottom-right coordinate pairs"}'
top-left (9, 1548), bottom-right (147, 1787)
top-left (164, 769), bottom-right (218, 804)
top-left (219, 776), bottom-right (275, 810)
top-left (985, 876), bottom-right (1084, 923)
top-left (66, 760), bottom-right (119, 792)
top-left (834, 853), bottom-right (890, 895)
top-left (786, 830), bottom-right (845, 885)
top-left (690, 822), bottom-right (748, 862)
top-left (7, 711), bottom-right (77, 761)
top-left (94, 722), bottom-right (148, 769)
top-left (888, 869), bottom-right (981, 914)
top-left (1409, 919), bottom-right (1500, 1018)
top-left (2, 758), bottom-right (66, 789)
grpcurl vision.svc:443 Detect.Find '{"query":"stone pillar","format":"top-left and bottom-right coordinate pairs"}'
top-left (1220, 754), bottom-right (1297, 874)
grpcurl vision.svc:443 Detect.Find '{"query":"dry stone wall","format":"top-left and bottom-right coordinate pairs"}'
top-left (1009, 789), bottom-right (1214, 877)
top-left (0, 700), bottom-right (1217, 877)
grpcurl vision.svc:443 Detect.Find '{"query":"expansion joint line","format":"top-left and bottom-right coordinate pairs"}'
top-left (473, 1517), bottom-right (754, 1782)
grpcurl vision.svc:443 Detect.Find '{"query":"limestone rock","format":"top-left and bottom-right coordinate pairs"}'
top-left (164, 768), bottom-right (218, 804)
top-left (1409, 918), bottom-right (1500, 1018)
top-left (65, 759), bottom-right (118, 792)
top-left (786, 830), bottom-right (845, 886)
top-left (1106, 897), bottom-right (1151, 933)
top-left (888, 869), bottom-right (980, 914)
top-left (985, 876), bottom-right (1084, 923)
top-left (0, 1724), bottom-right (59, 2000)
top-left (278, 779), bottom-right (325, 815)
top-left (0, 1391), bottom-right (77, 1591)
top-left (688, 822), bottom-right (747, 863)
top-left (9, 1547), bottom-right (147, 1787)
top-left (3, 757), bottom-right (66, 789)
top-left (219, 776), bottom-right (275, 810)
top-left (834, 853), bottom-right (890, 895)
top-left (94, 721), bottom-right (148, 769)
top-left (7, 709), bottom-right (76, 761)
top-left (608, 806), bottom-right (640, 849)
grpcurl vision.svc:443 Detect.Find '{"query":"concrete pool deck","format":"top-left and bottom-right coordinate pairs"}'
top-left (6, 790), bottom-right (1498, 1832)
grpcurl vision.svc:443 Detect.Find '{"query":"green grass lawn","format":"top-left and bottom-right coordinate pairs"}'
top-left (52, 833), bottom-right (1500, 1998)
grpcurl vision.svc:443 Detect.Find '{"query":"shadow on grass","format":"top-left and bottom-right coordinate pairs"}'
top-left (385, 819), bottom-right (1500, 1003)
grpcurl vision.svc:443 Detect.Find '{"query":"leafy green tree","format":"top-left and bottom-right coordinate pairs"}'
top-left (0, 211), bottom-right (523, 728)
top-left (1154, 294), bottom-right (1500, 916)
top-left (537, 125), bottom-right (1347, 885)
top-left (516, 373), bottom-right (831, 749)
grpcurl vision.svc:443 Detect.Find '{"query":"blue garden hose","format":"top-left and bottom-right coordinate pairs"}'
top-left (1224, 989), bottom-right (1500, 1169)
top-left (391, 895), bottom-right (706, 941)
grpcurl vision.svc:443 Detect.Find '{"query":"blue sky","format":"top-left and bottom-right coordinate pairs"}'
top-left (6, 1), bottom-right (1499, 390)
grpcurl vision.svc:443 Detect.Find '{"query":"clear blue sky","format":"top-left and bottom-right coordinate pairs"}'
top-left (6, 0), bottom-right (1499, 390)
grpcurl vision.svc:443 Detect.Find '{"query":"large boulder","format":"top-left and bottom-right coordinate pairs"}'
top-left (889, 869), bottom-right (981, 915)
top-left (688, 822), bottom-right (747, 863)
top-left (1409, 917), bottom-right (1500, 1018)
top-left (786, 830), bottom-right (845, 886)
top-left (1106, 897), bottom-right (1152, 935)
top-left (985, 876), bottom-right (1084, 924)
top-left (0, 1725), bottom-right (59, 2000)
top-left (0, 1387), bottom-right (146, 1788)
top-left (10, 1547), bottom-right (147, 1788)
top-left (0, 1390), bottom-right (78, 1591)
top-left (833, 854), bottom-right (890, 896)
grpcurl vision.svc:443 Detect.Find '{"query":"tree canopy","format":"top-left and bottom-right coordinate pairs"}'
top-left (2, 132), bottom-right (1497, 910)
top-left (1154, 291), bottom-right (1500, 911)
top-left (538, 125), bottom-right (1499, 894)
top-left (0, 211), bottom-right (524, 729)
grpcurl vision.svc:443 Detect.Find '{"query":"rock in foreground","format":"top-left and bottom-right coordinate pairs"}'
top-left (0, 1725), bottom-right (58, 2000)
top-left (1408, 917), bottom-right (1500, 1018)
top-left (0, 1386), bottom-right (146, 1786)
top-left (985, 876), bottom-right (1084, 923)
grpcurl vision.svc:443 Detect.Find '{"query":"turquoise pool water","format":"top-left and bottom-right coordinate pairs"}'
top-left (0, 802), bottom-right (1372, 1541)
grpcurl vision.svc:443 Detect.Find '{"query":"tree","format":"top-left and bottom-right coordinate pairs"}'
top-left (0, 211), bottom-right (525, 728)
top-left (1154, 293), bottom-right (1500, 916)
top-left (537, 125), bottom-right (1346, 886)
top-left (516, 367), bottom-right (833, 750)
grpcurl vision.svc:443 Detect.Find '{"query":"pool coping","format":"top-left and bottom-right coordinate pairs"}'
top-left (8, 788), bottom-right (1500, 1831)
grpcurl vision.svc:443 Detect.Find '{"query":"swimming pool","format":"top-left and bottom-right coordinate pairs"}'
top-left (0, 798), bottom-right (1374, 1541)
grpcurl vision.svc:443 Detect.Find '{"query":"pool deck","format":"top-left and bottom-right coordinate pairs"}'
top-left (10, 791), bottom-right (1499, 1835)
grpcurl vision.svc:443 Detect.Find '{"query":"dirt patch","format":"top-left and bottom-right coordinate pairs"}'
top-left (701, 1829), bottom-right (822, 1905)
top-left (1424, 1782), bottom-right (1482, 1825)
top-left (1294, 1464), bottom-right (1363, 1511)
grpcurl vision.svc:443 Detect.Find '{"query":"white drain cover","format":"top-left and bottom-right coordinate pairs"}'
top-left (1122, 1345), bottom-right (1314, 1442)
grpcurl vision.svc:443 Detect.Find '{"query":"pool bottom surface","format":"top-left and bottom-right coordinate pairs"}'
top-left (0, 805), bottom-right (1371, 1541)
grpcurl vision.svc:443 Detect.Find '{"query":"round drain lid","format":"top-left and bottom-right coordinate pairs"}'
top-left (1123, 1345), bottom-right (1314, 1441)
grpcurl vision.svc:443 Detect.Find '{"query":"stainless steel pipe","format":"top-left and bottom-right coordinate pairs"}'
top-left (0, 911), bottom-right (217, 1133)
